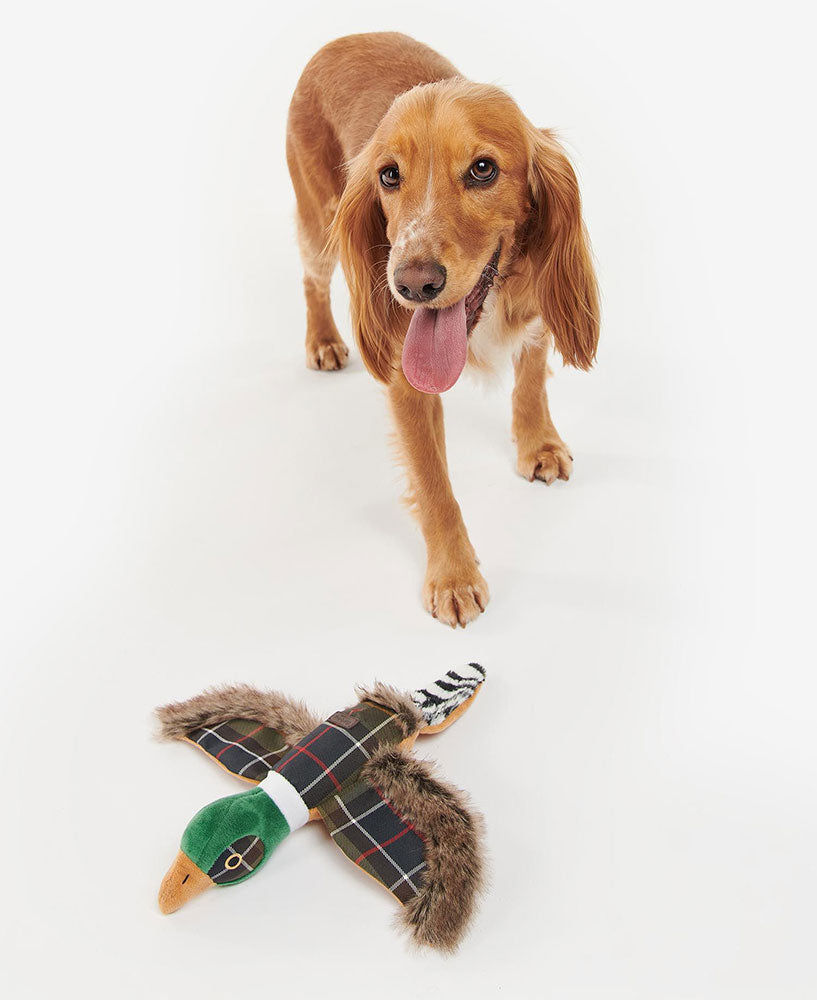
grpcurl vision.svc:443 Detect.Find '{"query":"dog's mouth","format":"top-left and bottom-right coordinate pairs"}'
top-left (401, 246), bottom-right (501, 394)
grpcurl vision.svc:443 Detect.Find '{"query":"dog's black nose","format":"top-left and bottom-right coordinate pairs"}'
top-left (394, 261), bottom-right (447, 303)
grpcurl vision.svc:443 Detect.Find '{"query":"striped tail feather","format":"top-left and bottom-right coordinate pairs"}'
top-left (411, 663), bottom-right (486, 730)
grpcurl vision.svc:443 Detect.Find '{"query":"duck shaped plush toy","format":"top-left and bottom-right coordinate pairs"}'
top-left (155, 664), bottom-right (486, 951)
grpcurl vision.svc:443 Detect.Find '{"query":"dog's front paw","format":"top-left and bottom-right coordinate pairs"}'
top-left (306, 338), bottom-right (349, 371)
top-left (517, 440), bottom-right (573, 485)
top-left (423, 562), bottom-right (489, 628)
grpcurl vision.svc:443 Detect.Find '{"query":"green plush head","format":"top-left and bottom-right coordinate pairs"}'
top-left (158, 788), bottom-right (290, 913)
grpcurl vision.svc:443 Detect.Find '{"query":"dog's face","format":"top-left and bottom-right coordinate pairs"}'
top-left (375, 85), bottom-right (530, 317)
top-left (332, 80), bottom-right (599, 391)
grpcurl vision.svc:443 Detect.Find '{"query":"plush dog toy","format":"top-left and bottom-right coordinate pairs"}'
top-left (155, 664), bottom-right (486, 951)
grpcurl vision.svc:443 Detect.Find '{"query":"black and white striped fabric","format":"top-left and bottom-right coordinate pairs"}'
top-left (412, 663), bottom-right (486, 729)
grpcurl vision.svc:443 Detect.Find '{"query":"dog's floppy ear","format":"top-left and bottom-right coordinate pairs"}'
top-left (330, 149), bottom-right (401, 383)
top-left (525, 127), bottom-right (599, 370)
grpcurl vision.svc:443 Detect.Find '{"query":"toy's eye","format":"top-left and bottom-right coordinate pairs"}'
top-left (468, 159), bottom-right (498, 185)
top-left (380, 165), bottom-right (400, 189)
top-left (208, 836), bottom-right (265, 884)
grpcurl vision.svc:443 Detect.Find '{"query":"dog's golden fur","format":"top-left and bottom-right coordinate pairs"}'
top-left (287, 32), bottom-right (599, 626)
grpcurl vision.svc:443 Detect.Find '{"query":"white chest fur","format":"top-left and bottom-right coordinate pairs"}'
top-left (466, 289), bottom-right (544, 380)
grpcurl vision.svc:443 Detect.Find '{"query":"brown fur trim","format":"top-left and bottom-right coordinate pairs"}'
top-left (363, 747), bottom-right (486, 951)
top-left (155, 685), bottom-right (320, 746)
top-left (354, 681), bottom-right (423, 738)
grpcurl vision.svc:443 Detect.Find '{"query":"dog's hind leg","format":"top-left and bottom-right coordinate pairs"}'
top-left (286, 107), bottom-right (349, 371)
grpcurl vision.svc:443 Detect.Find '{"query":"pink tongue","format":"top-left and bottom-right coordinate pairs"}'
top-left (401, 298), bottom-right (468, 394)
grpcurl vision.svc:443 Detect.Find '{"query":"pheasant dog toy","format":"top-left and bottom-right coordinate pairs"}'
top-left (155, 664), bottom-right (486, 951)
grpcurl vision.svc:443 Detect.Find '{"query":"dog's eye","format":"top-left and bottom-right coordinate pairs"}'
top-left (380, 166), bottom-right (400, 189)
top-left (468, 159), bottom-right (498, 185)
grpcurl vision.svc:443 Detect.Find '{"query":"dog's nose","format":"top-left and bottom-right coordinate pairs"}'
top-left (394, 260), bottom-right (447, 303)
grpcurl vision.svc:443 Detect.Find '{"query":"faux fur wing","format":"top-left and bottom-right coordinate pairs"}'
top-left (155, 685), bottom-right (320, 743)
top-left (318, 746), bottom-right (485, 952)
top-left (354, 681), bottom-right (423, 738)
top-left (155, 686), bottom-right (321, 782)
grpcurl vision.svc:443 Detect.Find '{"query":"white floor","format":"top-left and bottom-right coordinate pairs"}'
top-left (2, 2), bottom-right (814, 998)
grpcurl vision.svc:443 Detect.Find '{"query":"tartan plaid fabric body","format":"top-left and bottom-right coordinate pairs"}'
top-left (273, 702), bottom-right (405, 808)
top-left (318, 777), bottom-right (427, 904)
top-left (184, 700), bottom-right (428, 904)
top-left (186, 718), bottom-right (289, 782)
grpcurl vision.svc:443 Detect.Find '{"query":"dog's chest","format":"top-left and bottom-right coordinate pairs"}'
top-left (466, 291), bottom-right (544, 379)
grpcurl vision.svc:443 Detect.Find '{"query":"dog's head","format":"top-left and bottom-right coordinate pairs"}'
top-left (331, 79), bottom-right (599, 391)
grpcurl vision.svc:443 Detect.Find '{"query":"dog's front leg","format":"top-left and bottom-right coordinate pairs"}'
top-left (389, 378), bottom-right (489, 628)
top-left (512, 339), bottom-right (573, 484)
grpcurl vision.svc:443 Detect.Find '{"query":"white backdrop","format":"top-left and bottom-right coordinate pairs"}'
top-left (1, 2), bottom-right (814, 997)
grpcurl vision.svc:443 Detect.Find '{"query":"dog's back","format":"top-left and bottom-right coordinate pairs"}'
top-left (288, 32), bottom-right (457, 163)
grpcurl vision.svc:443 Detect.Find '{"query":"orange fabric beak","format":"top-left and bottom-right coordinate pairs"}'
top-left (158, 851), bottom-right (213, 914)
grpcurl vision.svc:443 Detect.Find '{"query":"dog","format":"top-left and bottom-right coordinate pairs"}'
top-left (286, 32), bottom-right (599, 627)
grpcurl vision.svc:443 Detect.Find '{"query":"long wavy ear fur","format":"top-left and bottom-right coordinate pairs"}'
top-left (526, 127), bottom-right (599, 370)
top-left (329, 149), bottom-right (403, 383)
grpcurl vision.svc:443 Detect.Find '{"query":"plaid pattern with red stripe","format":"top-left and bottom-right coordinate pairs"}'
top-left (186, 718), bottom-right (289, 782)
top-left (318, 776), bottom-right (427, 904)
top-left (273, 702), bottom-right (404, 809)
top-left (182, 700), bottom-right (429, 905)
